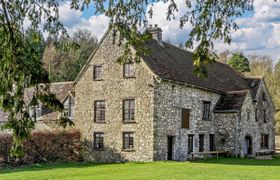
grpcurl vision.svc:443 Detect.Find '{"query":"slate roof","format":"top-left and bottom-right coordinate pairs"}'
top-left (0, 82), bottom-right (73, 122)
top-left (214, 90), bottom-right (249, 113)
top-left (141, 41), bottom-right (251, 93)
top-left (24, 81), bottom-right (73, 105)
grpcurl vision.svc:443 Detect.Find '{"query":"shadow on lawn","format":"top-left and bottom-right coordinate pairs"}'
top-left (0, 161), bottom-right (125, 174)
top-left (191, 156), bottom-right (280, 166)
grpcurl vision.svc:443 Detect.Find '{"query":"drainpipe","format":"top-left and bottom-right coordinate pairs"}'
top-left (235, 110), bottom-right (241, 158)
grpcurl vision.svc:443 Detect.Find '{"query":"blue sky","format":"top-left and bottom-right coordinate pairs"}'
top-left (58, 0), bottom-right (280, 61)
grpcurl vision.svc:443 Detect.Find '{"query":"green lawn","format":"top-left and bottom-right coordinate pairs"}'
top-left (1, 157), bottom-right (280, 180)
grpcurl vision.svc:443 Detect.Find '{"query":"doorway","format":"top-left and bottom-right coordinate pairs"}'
top-left (167, 136), bottom-right (174, 160)
top-left (245, 135), bottom-right (253, 156)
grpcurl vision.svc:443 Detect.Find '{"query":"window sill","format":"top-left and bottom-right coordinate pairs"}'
top-left (93, 79), bottom-right (104, 81)
top-left (123, 121), bottom-right (137, 124)
top-left (93, 148), bottom-right (104, 151)
top-left (123, 76), bottom-right (136, 79)
top-left (94, 121), bottom-right (106, 124)
top-left (122, 149), bottom-right (135, 152)
top-left (202, 119), bottom-right (211, 121)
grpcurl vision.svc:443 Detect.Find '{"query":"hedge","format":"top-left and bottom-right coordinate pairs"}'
top-left (0, 129), bottom-right (81, 166)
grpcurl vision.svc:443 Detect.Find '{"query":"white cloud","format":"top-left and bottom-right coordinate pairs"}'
top-left (57, 0), bottom-right (280, 60)
top-left (58, 2), bottom-right (109, 40)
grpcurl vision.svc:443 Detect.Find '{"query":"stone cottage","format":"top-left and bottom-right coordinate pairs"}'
top-left (1, 26), bottom-right (275, 162)
top-left (73, 26), bottom-right (275, 162)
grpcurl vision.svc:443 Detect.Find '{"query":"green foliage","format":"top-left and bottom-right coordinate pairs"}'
top-left (0, 0), bottom-right (73, 157)
top-left (44, 29), bottom-right (98, 82)
top-left (228, 53), bottom-right (251, 73)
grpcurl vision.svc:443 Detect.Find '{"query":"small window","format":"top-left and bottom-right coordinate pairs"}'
top-left (202, 101), bottom-right (211, 120)
top-left (264, 109), bottom-right (267, 123)
top-left (246, 109), bottom-right (250, 120)
top-left (94, 132), bottom-right (104, 150)
top-left (123, 132), bottom-right (134, 150)
top-left (261, 134), bottom-right (269, 149)
top-left (182, 109), bottom-right (190, 129)
top-left (123, 99), bottom-right (135, 122)
top-left (123, 63), bottom-right (135, 78)
top-left (188, 134), bottom-right (194, 154)
top-left (199, 134), bottom-right (204, 152)
top-left (64, 96), bottom-right (75, 118)
top-left (94, 100), bottom-right (106, 122)
top-left (209, 134), bottom-right (215, 151)
top-left (93, 65), bottom-right (103, 80)
top-left (255, 108), bottom-right (258, 122)
top-left (262, 92), bottom-right (266, 102)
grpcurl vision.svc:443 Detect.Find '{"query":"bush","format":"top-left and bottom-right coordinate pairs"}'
top-left (0, 129), bottom-right (81, 167)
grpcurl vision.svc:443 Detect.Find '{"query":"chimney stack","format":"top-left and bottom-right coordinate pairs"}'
top-left (147, 24), bottom-right (163, 45)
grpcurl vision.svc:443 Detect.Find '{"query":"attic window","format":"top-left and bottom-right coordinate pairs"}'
top-left (93, 65), bottom-right (103, 80)
top-left (262, 92), bottom-right (266, 102)
top-left (123, 63), bottom-right (135, 78)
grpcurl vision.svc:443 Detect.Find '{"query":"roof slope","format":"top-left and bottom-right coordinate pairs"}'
top-left (214, 90), bottom-right (249, 112)
top-left (24, 82), bottom-right (73, 105)
top-left (141, 41), bottom-right (250, 93)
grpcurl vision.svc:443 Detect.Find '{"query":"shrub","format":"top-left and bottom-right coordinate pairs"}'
top-left (0, 129), bottom-right (81, 167)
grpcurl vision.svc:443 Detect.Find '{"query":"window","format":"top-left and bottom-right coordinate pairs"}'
top-left (188, 135), bottom-right (194, 154)
top-left (264, 109), bottom-right (267, 123)
top-left (29, 105), bottom-right (42, 119)
top-left (199, 134), bottom-right (204, 152)
top-left (93, 65), bottom-right (103, 80)
top-left (262, 92), bottom-right (266, 102)
top-left (123, 132), bottom-right (134, 150)
top-left (123, 99), bottom-right (135, 122)
top-left (94, 132), bottom-right (104, 150)
top-left (182, 109), bottom-right (190, 129)
top-left (261, 134), bottom-right (269, 149)
top-left (94, 101), bottom-right (105, 122)
top-left (255, 108), bottom-right (258, 122)
top-left (209, 134), bottom-right (215, 151)
top-left (202, 101), bottom-right (211, 120)
top-left (64, 96), bottom-right (75, 118)
top-left (123, 63), bottom-right (135, 78)
top-left (246, 109), bottom-right (250, 120)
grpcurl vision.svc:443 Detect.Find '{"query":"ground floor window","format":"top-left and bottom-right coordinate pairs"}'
top-left (94, 132), bottom-right (104, 150)
top-left (209, 134), bottom-right (215, 151)
top-left (261, 134), bottom-right (269, 149)
top-left (123, 132), bottom-right (134, 150)
top-left (199, 134), bottom-right (204, 152)
top-left (188, 134), bottom-right (194, 154)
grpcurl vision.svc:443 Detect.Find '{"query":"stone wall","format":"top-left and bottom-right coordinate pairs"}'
top-left (275, 135), bottom-right (280, 149)
top-left (74, 31), bottom-right (155, 162)
top-left (237, 81), bottom-right (275, 157)
top-left (153, 80), bottom-right (221, 160)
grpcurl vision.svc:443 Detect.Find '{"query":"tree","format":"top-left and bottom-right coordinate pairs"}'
top-left (43, 29), bottom-right (98, 82)
top-left (228, 53), bottom-right (251, 73)
top-left (0, 1), bottom-right (73, 157)
top-left (0, 0), bottom-right (271, 157)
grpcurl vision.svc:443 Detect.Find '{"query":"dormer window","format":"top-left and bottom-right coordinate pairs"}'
top-left (29, 105), bottom-right (42, 119)
top-left (123, 63), bottom-right (135, 78)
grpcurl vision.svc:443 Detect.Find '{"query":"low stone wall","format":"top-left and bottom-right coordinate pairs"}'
top-left (276, 135), bottom-right (280, 149)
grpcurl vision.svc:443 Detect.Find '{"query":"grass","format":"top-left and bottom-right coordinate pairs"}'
top-left (1, 157), bottom-right (280, 180)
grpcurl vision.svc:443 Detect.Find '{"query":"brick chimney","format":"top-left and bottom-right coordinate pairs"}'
top-left (147, 24), bottom-right (163, 44)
